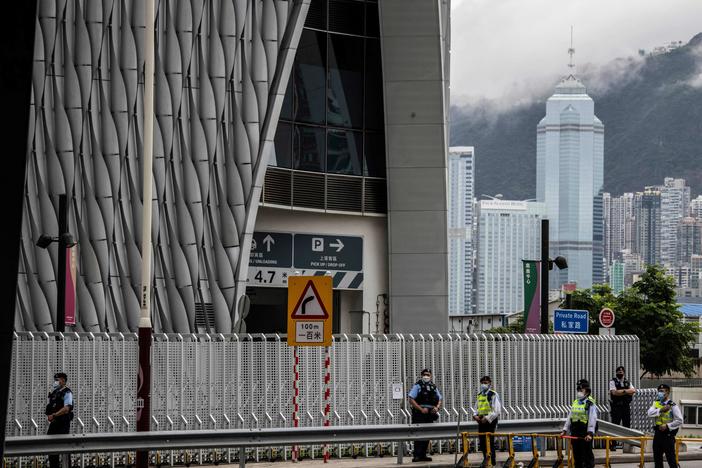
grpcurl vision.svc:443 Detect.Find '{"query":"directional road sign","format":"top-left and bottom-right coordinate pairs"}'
top-left (554, 309), bottom-right (589, 334)
top-left (293, 234), bottom-right (363, 271)
top-left (249, 231), bottom-right (293, 267)
top-left (287, 276), bottom-right (332, 347)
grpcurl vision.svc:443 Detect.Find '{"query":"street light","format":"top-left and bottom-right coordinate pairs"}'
top-left (540, 219), bottom-right (568, 334)
top-left (35, 194), bottom-right (76, 333)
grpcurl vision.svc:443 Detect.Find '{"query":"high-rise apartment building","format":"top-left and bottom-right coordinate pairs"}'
top-left (657, 178), bottom-right (690, 266)
top-left (634, 189), bottom-right (662, 266)
top-left (690, 196), bottom-right (702, 220)
top-left (604, 192), bottom-right (635, 267)
top-left (610, 260), bottom-right (625, 294)
top-left (448, 147), bottom-right (475, 314)
top-left (536, 71), bottom-right (604, 289)
top-left (678, 217), bottom-right (702, 265)
top-left (475, 200), bottom-right (546, 314)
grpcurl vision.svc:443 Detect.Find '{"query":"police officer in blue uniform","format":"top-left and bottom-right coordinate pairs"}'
top-left (46, 372), bottom-right (74, 468)
top-left (408, 368), bottom-right (443, 462)
top-left (472, 375), bottom-right (501, 467)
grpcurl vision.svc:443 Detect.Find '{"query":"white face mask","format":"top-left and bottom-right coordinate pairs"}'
top-left (480, 383), bottom-right (490, 392)
top-left (51, 381), bottom-right (59, 391)
top-left (577, 391), bottom-right (585, 400)
top-left (422, 376), bottom-right (431, 383)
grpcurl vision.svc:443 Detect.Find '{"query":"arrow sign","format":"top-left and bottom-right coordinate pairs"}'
top-left (263, 234), bottom-right (275, 252)
top-left (290, 280), bottom-right (329, 319)
top-left (329, 239), bottom-right (344, 252)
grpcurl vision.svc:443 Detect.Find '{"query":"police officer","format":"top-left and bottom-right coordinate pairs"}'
top-left (609, 366), bottom-right (636, 450)
top-left (472, 375), bottom-right (501, 468)
top-left (46, 372), bottom-right (74, 468)
top-left (647, 384), bottom-right (683, 468)
top-left (561, 381), bottom-right (597, 468)
top-left (408, 368), bottom-right (442, 463)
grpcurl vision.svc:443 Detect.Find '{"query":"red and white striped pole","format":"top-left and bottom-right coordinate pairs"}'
top-left (292, 346), bottom-right (300, 462)
top-left (322, 345), bottom-right (331, 462)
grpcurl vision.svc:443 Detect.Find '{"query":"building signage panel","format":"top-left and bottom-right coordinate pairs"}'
top-left (293, 234), bottom-right (363, 272)
top-left (247, 232), bottom-right (364, 289)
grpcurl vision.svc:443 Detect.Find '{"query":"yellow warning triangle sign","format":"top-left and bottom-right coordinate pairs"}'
top-left (290, 280), bottom-right (330, 319)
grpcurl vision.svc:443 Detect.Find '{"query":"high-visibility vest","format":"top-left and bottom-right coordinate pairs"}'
top-left (477, 390), bottom-right (495, 416)
top-left (654, 400), bottom-right (674, 426)
top-left (570, 399), bottom-right (589, 424)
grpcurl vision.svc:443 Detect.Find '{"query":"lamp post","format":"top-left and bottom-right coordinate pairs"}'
top-left (136, 1), bottom-right (156, 467)
top-left (539, 219), bottom-right (568, 334)
top-left (36, 194), bottom-right (76, 332)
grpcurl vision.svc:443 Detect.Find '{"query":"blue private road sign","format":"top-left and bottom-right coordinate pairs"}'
top-left (554, 309), bottom-right (589, 334)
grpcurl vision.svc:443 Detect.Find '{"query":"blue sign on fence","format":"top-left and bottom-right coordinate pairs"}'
top-left (554, 309), bottom-right (589, 334)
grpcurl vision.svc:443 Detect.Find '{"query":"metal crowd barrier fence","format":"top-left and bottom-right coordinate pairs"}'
top-left (7, 332), bottom-right (641, 465)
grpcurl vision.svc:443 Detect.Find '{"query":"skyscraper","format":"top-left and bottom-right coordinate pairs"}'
top-left (610, 260), bottom-right (625, 294)
top-left (658, 178), bottom-right (690, 266)
top-left (690, 196), bottom-right (702, 220)
top-left (634, 189), bottom-right (662, 266)
top-left (678, 217), bottom-right (702, 265)
top-left (448, 147), bottom-right (475, 314)
top-left (536, 65), bottom-right (604, 289)
top-left (604, 192), bottom-right (634, 272)
top-left (475, 200), bottom-right (546, 314)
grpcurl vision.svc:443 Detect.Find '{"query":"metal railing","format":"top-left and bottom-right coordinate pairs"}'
top-left (7, 332), bottom-right (642, 464)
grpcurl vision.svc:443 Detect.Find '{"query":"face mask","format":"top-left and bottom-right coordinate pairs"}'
top-left (577, 391), bottom-right (585, 400)
top-left (616, 373), bottom-right (624, 379)
top-left (51, 381), bottom-right (59, 390)
top-left (480, 384), bottom-right (490, 392)
top-left (657, 391), bottom-right (666, 401)
top-left (422, 376), bottom-right (431, 383)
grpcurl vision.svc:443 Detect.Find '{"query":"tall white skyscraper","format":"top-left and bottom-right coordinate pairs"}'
top-left (657, 178), bottom-right (690, 266)
top-left (448, 147), bottom-right (475, 314)
top-left (536, 69), bottom-right (604, 289)
top-left (475, 200), bottom-right (546, 314)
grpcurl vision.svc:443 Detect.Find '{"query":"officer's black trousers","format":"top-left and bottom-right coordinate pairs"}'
top-left (571, 438), bottom-right (594, 468)
top-left (477, 419), bottom-right (498, 465)
top-left (610, 404), bottom-right (631, 427)
top-left (411, 410), bottom-right (434, 458)
top-left (653, 427), bottom-right (678, 468)
top-left (47, 419), bottom-right (71, 468)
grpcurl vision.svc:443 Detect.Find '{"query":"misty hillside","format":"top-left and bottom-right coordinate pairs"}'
top-left (451, 33), bottom-right (702, 200)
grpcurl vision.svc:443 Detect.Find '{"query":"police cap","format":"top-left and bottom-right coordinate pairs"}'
top-left (54, 372), bottom-right (68, 381)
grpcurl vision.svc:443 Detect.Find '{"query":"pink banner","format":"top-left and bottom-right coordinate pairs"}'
top-left (64, 246), bottom-right (77, 326)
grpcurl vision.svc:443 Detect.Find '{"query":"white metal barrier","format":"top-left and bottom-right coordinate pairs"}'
top-left (7, 332), bottom-right (641, 462)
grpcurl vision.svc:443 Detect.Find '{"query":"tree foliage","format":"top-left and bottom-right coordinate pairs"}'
top-left (614, 265), bottom-right (699, 378)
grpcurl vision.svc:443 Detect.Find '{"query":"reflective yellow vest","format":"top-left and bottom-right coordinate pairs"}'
top-left (477, 391), bottom-right (495, 416)
top-left (570, 399), bottom-right (589, 424)
top-left (654, 400), bottom-right (674, 426)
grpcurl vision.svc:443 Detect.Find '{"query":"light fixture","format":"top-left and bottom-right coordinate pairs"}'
top-left (36, 234), bottom-right (56, 249)
top-left (549, 256), bottom-right (568, 270)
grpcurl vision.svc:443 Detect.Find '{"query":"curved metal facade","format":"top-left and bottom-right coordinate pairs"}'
top-left (17, 0), bottom-right (309, 333)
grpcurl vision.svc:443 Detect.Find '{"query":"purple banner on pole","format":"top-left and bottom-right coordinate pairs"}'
top-left (523, 260), bottom-right (540, 333)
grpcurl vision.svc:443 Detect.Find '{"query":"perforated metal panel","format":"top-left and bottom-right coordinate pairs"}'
top-left (8, 332), bottom-right (642, 463)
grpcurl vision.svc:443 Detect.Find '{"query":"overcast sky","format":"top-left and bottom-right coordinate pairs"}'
top-left (450, 0), bottom-right (702, 104)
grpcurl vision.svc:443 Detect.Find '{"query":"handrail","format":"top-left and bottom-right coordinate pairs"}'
top-left (4, 419), bottom-right (564, 456)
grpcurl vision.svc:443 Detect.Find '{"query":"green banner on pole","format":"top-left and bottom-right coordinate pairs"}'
top-left (522, 260), bottom-right (540, 333)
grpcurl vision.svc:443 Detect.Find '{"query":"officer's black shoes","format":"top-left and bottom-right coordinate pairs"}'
top-left (412, 456), bottom-right (433, 462)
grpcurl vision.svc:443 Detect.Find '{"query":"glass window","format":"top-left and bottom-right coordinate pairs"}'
top-left (294, 30), bottom-right (327, 124)
top-left (327, 34), bottom-right (364, 129)
top-left (294, 125), bottom-right (326, 172)
top-left (684, 405), bottom-right (698, 425)
top-left (328, 0), bottom-right (365, 36)
top-left (305, 0), bottom-right (327, 29)
top-left (273, 122), bottom-right (292, 168)
top-left (327, 129), bottom-right (362, 175)
top-left (365, 1), bottom-right (380, 37)
top-left (364, 39), bottom-right (384, 130)
top-left (363, 132), bottom-right (385, 177)
top-left (280, 77), bottom-right (293, 121)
